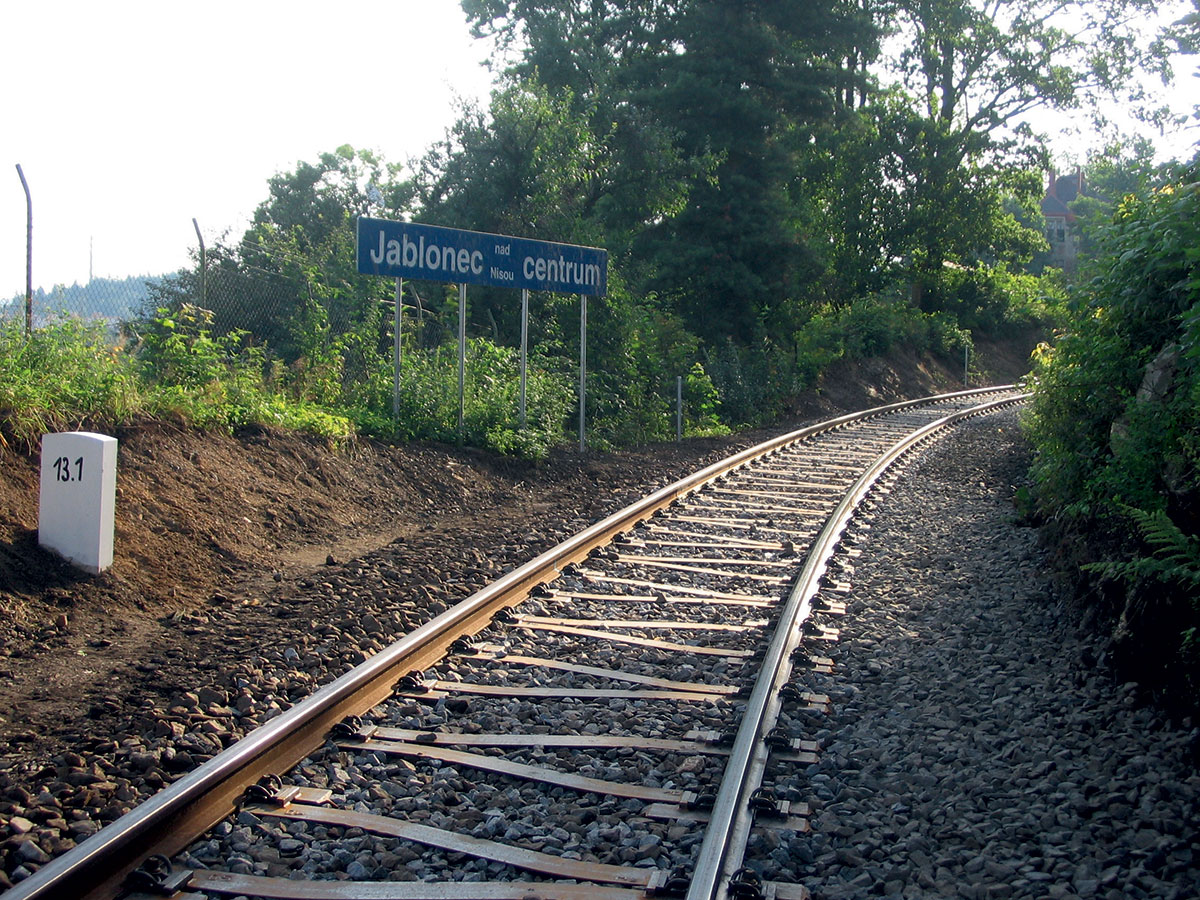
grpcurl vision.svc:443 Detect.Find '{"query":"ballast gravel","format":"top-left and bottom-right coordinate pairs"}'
top-left (5, 405), bottom-right (1197, 898)
top-left (772, 411), bottom-right (1199, 900)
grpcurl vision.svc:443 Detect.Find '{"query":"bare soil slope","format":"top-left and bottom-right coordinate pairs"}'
top-left (0, 338), bottom-right (1035, 759)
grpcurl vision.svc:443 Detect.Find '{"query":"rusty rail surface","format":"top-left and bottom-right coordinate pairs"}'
top-left (686, 392), bottom-right (1029, 900)
top-left (6, 386), bottom-right (1017, 900)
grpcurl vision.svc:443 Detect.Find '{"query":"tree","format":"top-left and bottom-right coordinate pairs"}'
top-left (458, 1), bottom-right (708, 257)
top-left (250, 145), bottom-right (411, 249)
top-left (417, 82), bottom-right (606, 243)
top-left (890, 0), bottom-right (1175, 139)
top-left (1169, 0), bottom-right (1200, 140)
top-left (225, 146), bottom-right (412, 358)
top-left (460, 0), bottom-right (877, 344)
top-left (874, 0), bottom-right (1179, 303)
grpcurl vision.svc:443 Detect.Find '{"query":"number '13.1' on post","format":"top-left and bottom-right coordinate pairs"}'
top-left (38, 432), bottom-right (118, 574)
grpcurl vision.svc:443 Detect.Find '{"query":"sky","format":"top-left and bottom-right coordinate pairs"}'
top-left (2, 1), bottom-right (1196, 298)
top-left (1, 1), bottom-right (497, 295)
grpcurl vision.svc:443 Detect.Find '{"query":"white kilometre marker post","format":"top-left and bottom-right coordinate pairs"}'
top-left (38, 432), bottom-right (117, 574)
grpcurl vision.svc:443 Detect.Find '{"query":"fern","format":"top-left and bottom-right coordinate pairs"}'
top-left (1084, 505), bottom-right (1200, 591)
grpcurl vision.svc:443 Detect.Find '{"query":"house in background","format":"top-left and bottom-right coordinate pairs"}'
top-left (1041, 169), bottom-right (1084, 272)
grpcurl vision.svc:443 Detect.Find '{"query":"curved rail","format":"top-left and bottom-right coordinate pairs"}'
top-left (686, 392), bottom-right (1029, 900)
top-left (6, 386), bottom-right (1016, 900)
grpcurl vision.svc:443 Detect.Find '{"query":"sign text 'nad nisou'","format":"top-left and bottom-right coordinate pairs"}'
top-left (356, 218), bottom-right (607, 296)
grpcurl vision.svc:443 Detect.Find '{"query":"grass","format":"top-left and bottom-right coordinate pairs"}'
top-left (0, 312), bottom-right (575, 458)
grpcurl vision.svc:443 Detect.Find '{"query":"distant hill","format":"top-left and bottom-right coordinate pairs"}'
top-left (1, 274), bottom-right (166, 326)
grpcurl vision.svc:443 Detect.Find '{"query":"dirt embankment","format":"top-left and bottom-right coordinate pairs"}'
top-left (0, 337), bottom-right (1036, 752)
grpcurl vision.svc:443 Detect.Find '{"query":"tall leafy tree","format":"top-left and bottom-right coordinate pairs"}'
top-left (230, 145), bottom-right (412, 356)
top-left (415, 80), bottom-right (682, 249)
top-left (797, 97), bottom-right (908, 304)
top-left (462, 0), bottom-right (670, 101)
top-left (414, 80), bottom-right (610, 344)
top-left (631, 1), bottom-right (872, 342)
top-left (874, 0), bottom-right (1178, 304)
top-left (460, 0), bottom-right (877, 344)
top-left (1172, 0), bottom-right (1200, 134)
top-left (460, 1), bottom-right (705, 259)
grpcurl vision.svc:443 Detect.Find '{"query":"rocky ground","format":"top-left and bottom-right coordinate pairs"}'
top-left (785, 412), bottom-right (1199, 900)
top-left (0, 337), bottom-right (1057, 890)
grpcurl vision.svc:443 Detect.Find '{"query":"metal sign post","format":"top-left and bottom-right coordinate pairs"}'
top-left (356, 218), bottom-right (607, 448)
top-left (579, 295), bottom-right (588, 452)
top-left (393, 278), bottom-right (403, 420)
top-left (520, 288), bottom-right (529, 429)
top-left (458, 283), bottom-right (467, 439)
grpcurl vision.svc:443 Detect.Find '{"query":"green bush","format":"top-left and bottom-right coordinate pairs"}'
top-left (348, 338), bottom-right (573, 459)
top-left (585, 368), bottom-right (672, 450)
top-left (704, 337), bottom-right (799, 426)
top-left (791, 294), bottom-right (974, 390)
top-left (1025, 174), bottom-right (1200, 521)
top-left (682, 362), bottom-right (729, 437)
top-left (577, 290), bottom-right (719, 446)
top-left (136, 304), bottom-right (239, 388)
top-left (132, 305), bottom-right (354, 439)
top-left (284, 294), bottom-right (348, 408)
top-left (918, 263), bottom-right (1065, 332)
top-left (0, 315), bottom-right (139, 447)
top-left (0, 305), bottom-right (357, 444)
top-left (1024, 164), bottom-right (1200, 708)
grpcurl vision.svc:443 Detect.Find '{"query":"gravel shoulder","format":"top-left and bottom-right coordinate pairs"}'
top-left (0, 338), bottom-right (1046, 890)
top-left (793, 411), bottom-right (1199, 900)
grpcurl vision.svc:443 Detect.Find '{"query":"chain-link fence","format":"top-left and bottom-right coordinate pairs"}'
top-left (5, 215), bottom-right (725, 452)
top-left (1, 249), bottom-right (386, 353)
top-left (1, 276), bottom-right (156, 330)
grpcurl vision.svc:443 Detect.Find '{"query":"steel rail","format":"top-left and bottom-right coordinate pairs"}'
top-left (6, 386), bottom-right (1014, 900)
top-left (684, 392), bottom-right (1030, 900)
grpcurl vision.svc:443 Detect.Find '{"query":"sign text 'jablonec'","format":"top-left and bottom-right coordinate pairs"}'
top-left (357, 217), bottom-right (607, 296)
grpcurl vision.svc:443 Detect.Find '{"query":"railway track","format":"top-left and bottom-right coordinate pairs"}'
top-left (6, 387), bottom-right (1026, 900)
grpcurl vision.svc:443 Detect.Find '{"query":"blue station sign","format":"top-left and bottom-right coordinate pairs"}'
top-left (357, 217), bottom-right (607, 296)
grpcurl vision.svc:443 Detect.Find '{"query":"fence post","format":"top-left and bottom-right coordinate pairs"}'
top-left (16, 164), bottom-right (32, 335)
top-left (192, 218), bottom-right (206, 308)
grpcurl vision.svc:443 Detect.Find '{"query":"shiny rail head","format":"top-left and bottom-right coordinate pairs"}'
top-left (4, 388), bottom-right (1026, 900)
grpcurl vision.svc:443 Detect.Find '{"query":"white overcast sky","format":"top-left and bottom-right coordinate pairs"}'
top-left (2, 1), bottom-right (1196, 296)
top-left (1, 0), bottom-right (497, 294)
